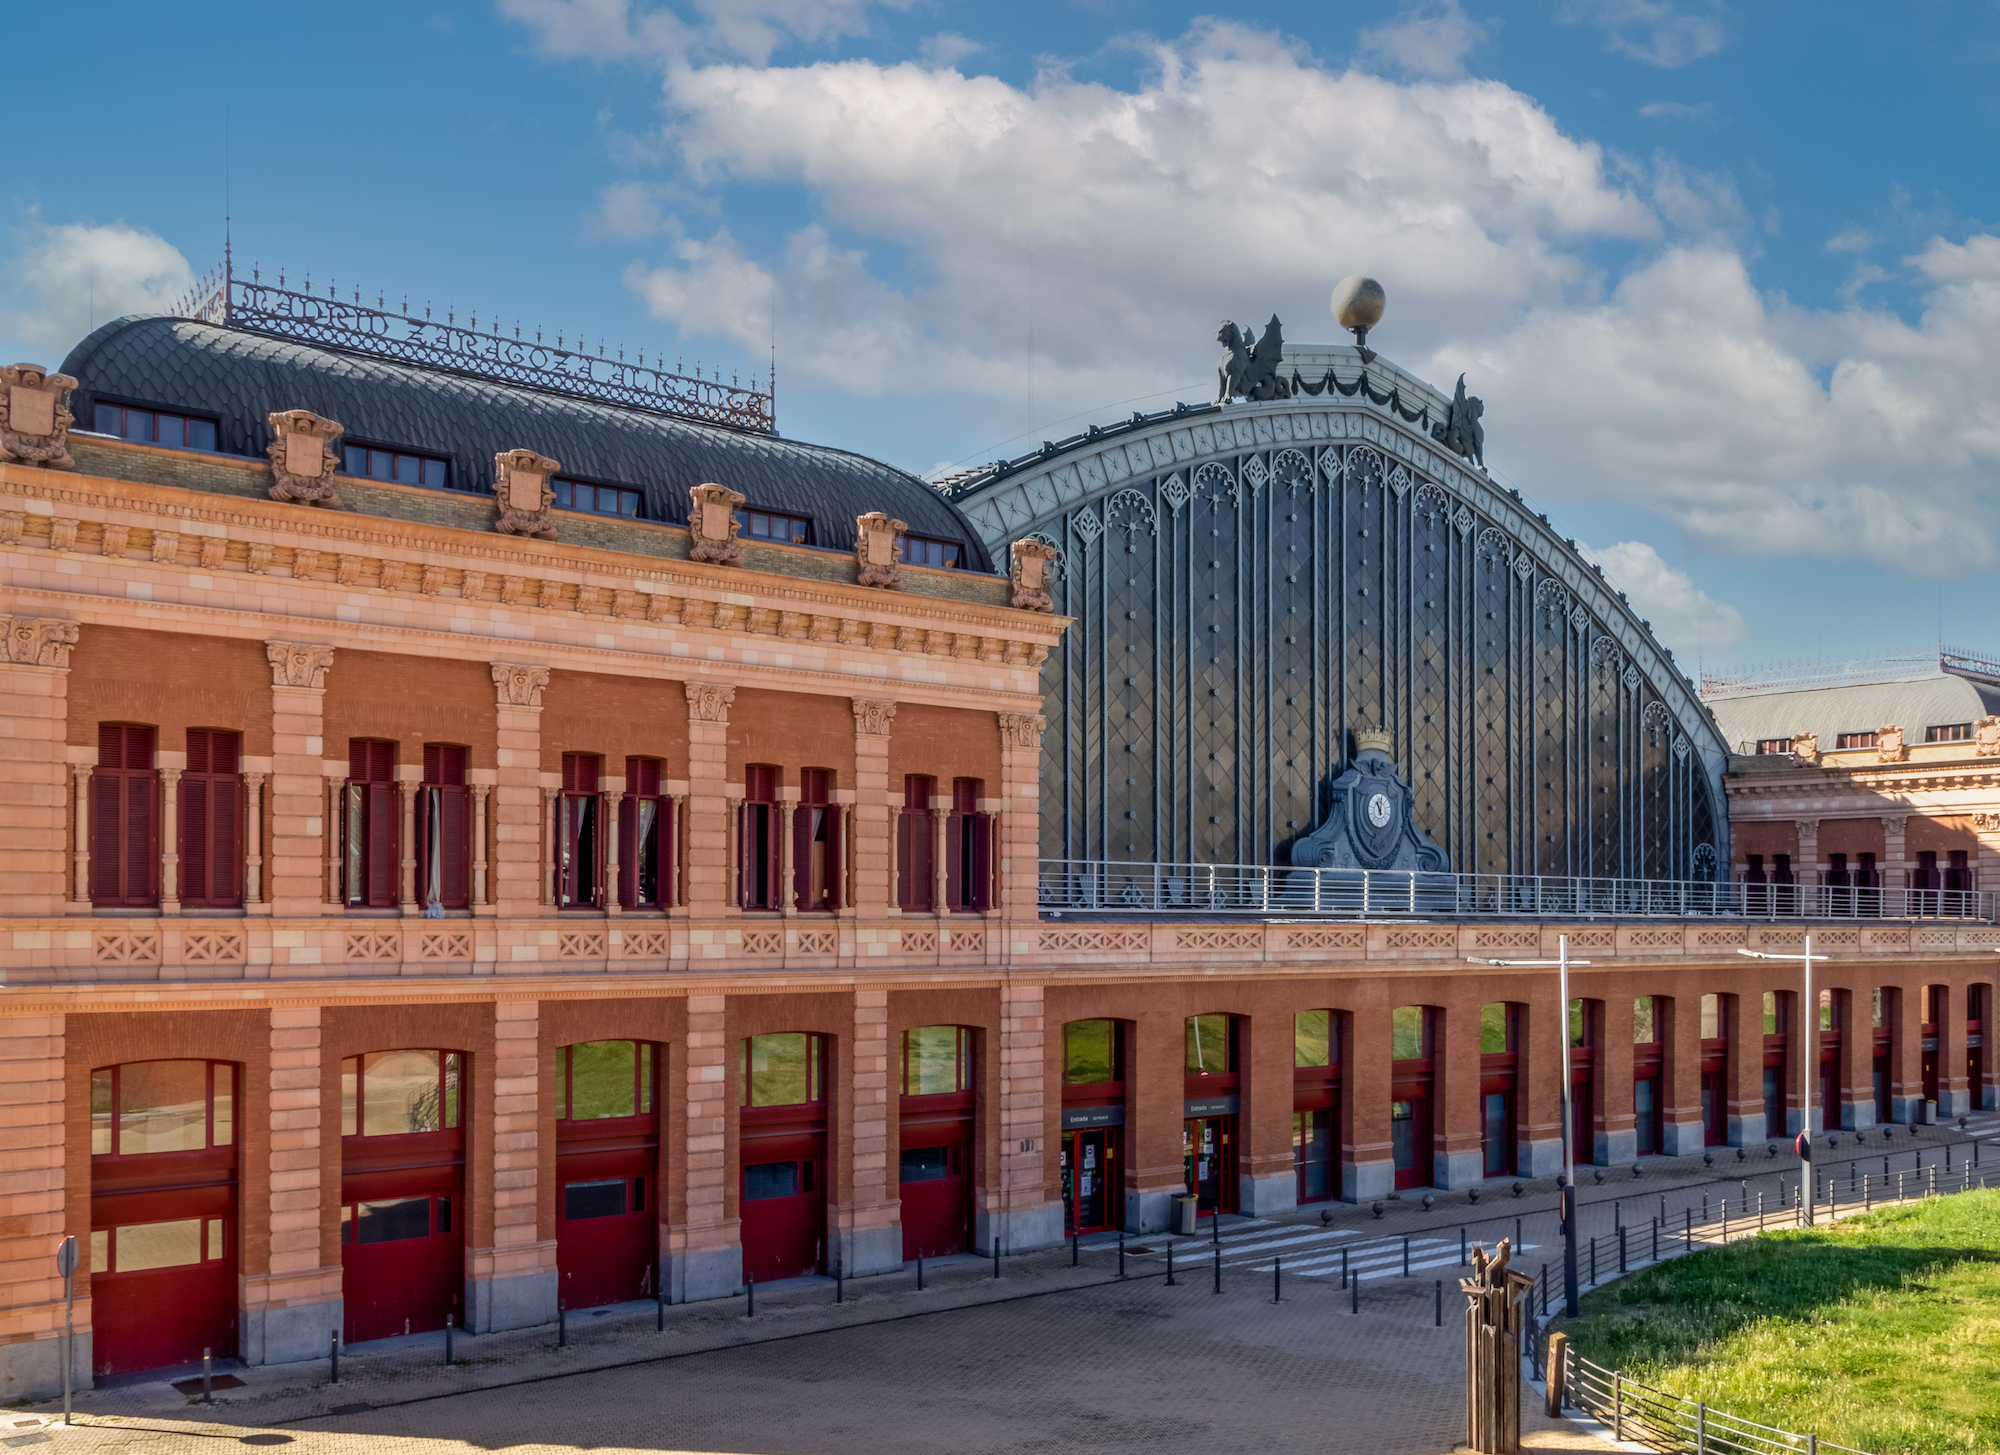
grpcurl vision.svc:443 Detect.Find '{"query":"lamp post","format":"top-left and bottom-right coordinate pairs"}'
top-left (1739, 937), bottom-right (1823, 1225)
top-left (1471, 934), bottom-right (1591, 1315)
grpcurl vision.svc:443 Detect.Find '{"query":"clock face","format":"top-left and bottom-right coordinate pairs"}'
top-left (1366, 792), bottom-right (1393, 829)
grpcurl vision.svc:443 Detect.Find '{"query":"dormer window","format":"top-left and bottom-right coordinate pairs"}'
top-left (343, 443), bottom-right (451, 490)
top-left (736, 508), bottom-right (810, 545)
top-left (1754, 738), bottom-right (1792, 755)
top-left (900, 534), bottom-right (963, 569)
top-left (1835, 731), bottom-right (1878, 750)
top-left (94, 403), bottom-right (217, 453)
top-left (553, 478), bottom-right (641, 519)
top-left (1925, 723), bottom-right (1973, 743)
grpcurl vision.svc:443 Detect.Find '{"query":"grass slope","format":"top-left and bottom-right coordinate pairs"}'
top-left (1554, 1189), bottom-right (2000, 1455)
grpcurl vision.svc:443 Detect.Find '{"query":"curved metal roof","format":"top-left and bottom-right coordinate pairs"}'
top-left (58, 314), bottom-right (992, 570)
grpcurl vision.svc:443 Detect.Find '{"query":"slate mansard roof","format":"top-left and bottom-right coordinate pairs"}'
top-left (57, 315), bottom-right (993, 571)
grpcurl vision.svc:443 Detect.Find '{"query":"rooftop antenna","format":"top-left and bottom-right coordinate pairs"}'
top-left (769, 262), bottom-right (778, 431)
top-left (222, 99), bottom-right (233, 315)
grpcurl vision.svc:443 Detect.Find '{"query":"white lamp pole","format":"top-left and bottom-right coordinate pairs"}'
top-left (1739, 936), bottom-right (1820, 1225)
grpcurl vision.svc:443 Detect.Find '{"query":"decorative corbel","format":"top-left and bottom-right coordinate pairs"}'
top-left (264, 641), bottom-right (335, 689)
top-left (491, 662), bottom-right (551, 708)
top-left (266, 409), bottom-right (344, 506)
top-left (687, 483), bottom-right (746, 566)
top-left (855, 512), bottom-right (907, 589)
top-left (0, 363), bottom-right (79, 469)
top-left (685, 681), bottom-right (736, 723)
top-left (493, 449), bottom-right (560, 540)
top-left (0, 616), bottom-right (79, 668)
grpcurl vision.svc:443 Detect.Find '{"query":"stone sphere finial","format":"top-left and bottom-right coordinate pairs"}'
top-left (1331, 276), bottom-right (1386, 351)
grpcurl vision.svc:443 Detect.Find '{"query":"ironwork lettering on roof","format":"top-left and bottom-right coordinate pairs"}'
top-left (173, 262), bottom-right (774, 434)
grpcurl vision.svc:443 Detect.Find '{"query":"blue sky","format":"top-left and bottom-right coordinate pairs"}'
top-left (7, 0), bottom-right (2000, 677)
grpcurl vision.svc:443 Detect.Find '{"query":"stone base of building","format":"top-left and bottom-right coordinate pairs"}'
top-left (245, 1298), bottom-right (342, 1367)
top-left (1728, 1111), bottom-right (1769, 1145)
top-left (1662, 1119), bottom-right (1705, 1156)
top-left (1517, 1138), bottom-right (1563, 1177)
top-left (1940, 1088), bottom-right (1970, 1119)
top-left (978, 1199), bottom-right (1063, 1255)
top-left (1594, 1130), bottom-right (1637, 1165)
top-left (1125, 1187), bottom-right (1175, 1234)
top-left (471, 1269), bottom-right (556, 1333)
top-left (1345, 1159), bottom-right (1393, 1203)
top-left (1240, 1171), bottom-right (1296, 1217)
top-left (0, 1330), bottom-right (91, 1404)
top-left (669, 1247), bottom-right (742, 1304)
top-left (1890, 1094), bottom-right (1926, 1125)
top-left (1437, 1149), bottom-right (1482, 1189)
top-left (836, 1225), bottom-right (903, 1278)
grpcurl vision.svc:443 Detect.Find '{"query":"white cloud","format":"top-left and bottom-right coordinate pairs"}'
top-left (1555, 1), bottom-right (1727, 69)
top-left (594, 180), bottom-right (678, 239)
top-left (3, 219), bottom-right (194, 356)
top-left (500, 0), bottom-right (908, 65)
top-left (1578, 539), bottom-right (1745, 656)
top-left (1358, 1), bottom-right (1489, 79)
top-left (1637, 99), bottom-right (1712, 120)
top-left (918, 32), bottom-right (982, 71)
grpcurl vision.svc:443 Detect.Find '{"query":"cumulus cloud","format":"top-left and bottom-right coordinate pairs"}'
top-left (1358, 1), bottom-right (1490, 79)
top-left (498, 0), bottom-right (907, 65)
top-left (1555, 0), bottom-right (1728, 68)
top-left (1578, 539), bottom-right (1745, 656)
top-left (3, 219), bottom-right (194, 356)
top-left (511, 13), bottom-right (2000, 577)
top-left (1637, 99), bottom-right (1713, 120)
top-left (918, 32), bottom-right (982, 71)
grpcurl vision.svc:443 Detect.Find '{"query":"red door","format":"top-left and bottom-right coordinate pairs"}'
top-left (1392, 1093), bottom-right (1433, 1189)
top-left (741, 1127), bottom-right (825, 1282)
top-left (90, 1192), bottom-right (236, 1376)
top-left (341, 1169), bottom-right (462, 1343)
top-left (557, 1156), bottom-right (656, 1309)
top-left (900, 1105), bottom-right (972, 1260)
top-left (1061, 1126), bottom-right (1120, 1234)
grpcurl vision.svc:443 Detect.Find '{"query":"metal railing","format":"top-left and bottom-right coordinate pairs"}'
top-left (1038, 860), bottom-right (2000, 922)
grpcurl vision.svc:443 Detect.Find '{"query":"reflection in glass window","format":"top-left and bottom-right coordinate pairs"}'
top-left (340, 1050), bottom-right (464, 1136)
top-left (743, 1161), bottom-right (801, 1200)
top-left (355, 1196), bottom-right (432, 1244)
top-left (1763, 991), bottom-right (1780, 1035)
top-left (1633, 997), bottom-right (1657, 1044)
top-left (563, 1178), bottom-right (629, 1221)
top-left (343, 444), bottom-right (450, 489)
top-left (741, 1033), bottom-right (821, 1107)
top-left (1063, 1020), bottom-right (1116, 1085)
top-left (112, 1218), bottom-right (205, 1271)
top-left (1392, 1006), bottom-right (1428, 1061)
top-left (91, 1061), bottom-right (235, 1156)
top-left (1480, 1003), bottom-right (1510, 1054)
top-left (564, 1040), bottom-right (654, 1119)
top-left (903, 1026), bottom-right (970, 1096)
top-left (1186, 1014), bottom-right (1231, 1075)
top-left (1569, 999), bottom-right (1589, 1048)
top-left (899, 1146), bottom-right (951, 1183)
top-left (1701, 994), bottom-right (1721, 1040)
top-left (1294, 1009), bottom-right (1333, 1069)
top-left (735, 508), bottom-right (810, 545)
top-left (93, 403), bottom-right (217, 452)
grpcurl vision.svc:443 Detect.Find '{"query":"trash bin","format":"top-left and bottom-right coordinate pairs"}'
top-left (1172, 1193), bottom-right (1199, 1236)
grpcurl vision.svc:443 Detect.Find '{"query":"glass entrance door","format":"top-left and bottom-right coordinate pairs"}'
top-left (1182, 1116), bottom-right (1237, 1214)
top-left (1060, 1127), bottom-right (1118, 1234)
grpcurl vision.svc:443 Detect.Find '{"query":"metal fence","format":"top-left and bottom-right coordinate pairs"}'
top-left (1532, 1153), bottom-right (2000, 1455)
top-left (1038, 860), bottom-right (2000, 923)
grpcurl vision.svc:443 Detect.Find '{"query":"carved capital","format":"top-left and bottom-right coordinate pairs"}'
top-left (265, 640), bottom-right (334, 689)
top-left (685, 680), bottom-right (736, 723)
top-left (493, 449), bottom-right (560, 540)
top-left (266, 409), bottom-right (343, 507)
top-left (0, 616), bottom-right (78, 668)
top-left (1876, 724), bottom-right (1907, 763)
top-left (1009, 538), bottom-right (1059, 612)
top-left (490, 662), bottom-right (550, 708)
top-left (1793, 819), bottom-right (1818, 839)
top-left (851, 698), bottom-right (897, 736)
top-left (687, 483), bottom-right (747, 566)
top-left (1881, 815), bottom-right (1908, 837)
top-left (998, 712), bottom-right (1048, 752)
top-left (855, 512), bottom-right (907, 590)
top-left (0, 362), bottom-right (78, 469)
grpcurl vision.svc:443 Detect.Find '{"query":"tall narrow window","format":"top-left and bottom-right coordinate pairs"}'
top-left (897, 775), bottom-right (936, 911)
top-left (740, 765), bottom-right (779, 910)
top-left (793, 769), bottom-right (841, 912)
top-left (343, 740), bottom-right (397, 908)
top-left (945, 777), bottom-right (992, 913)
top-left (417, 745), bottom-right (470, 913)
top-left (180, 729), bottom-right (242, 909)
top-left (558, 754), bottom-right (603, 908)
top-left (91, 724), bottom-right (159, 907)
top-left (620, 757), bottom-right (672, 910)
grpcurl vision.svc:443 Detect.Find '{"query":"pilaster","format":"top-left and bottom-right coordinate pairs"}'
top-left (0, 1014), bottom-right (77, 1400)
top-left (685, 684), bottom-right (734, 916)
top-left (994, 980), bottom-right (1058, 1247)
top-left (851, 699), bottom-right (895, 918)
top-left (244, 1005), bottom-right (341, 1364)
top-left (265, 642), bottom-right (335, 917)
top-left (470, 1000), bottom-right (555, 1331)
top-left (0, 618), bottom-right (77, 918)
top-left (672, 993), bottom-right (737, 1300)
top-left (838, 989), bottom-right (900, 1275)
top-left (489, 664), bottom-right (549, 919)
top-left (996, 714), bottom-right (1045, 946)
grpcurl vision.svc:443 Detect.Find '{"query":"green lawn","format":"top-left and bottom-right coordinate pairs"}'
top-left (1553, 1189), bottom-right (2000, 1455)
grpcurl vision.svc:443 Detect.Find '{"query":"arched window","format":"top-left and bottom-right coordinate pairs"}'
top-left (340, 1049), bottom-right (463, 1137)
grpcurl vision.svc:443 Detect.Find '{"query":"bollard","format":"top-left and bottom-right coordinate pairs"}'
top-left (1589, 1235), bottom-right (1597, 1285)
top-left (1403, 1235), bottom-right (1410, 1278)
top-left (1460, 1227), bottom-right (1467, 1266)
top-left (1721, 1206), bottom-right (1728, 1241)
top-left (1619, 1225), bottom-right (1627, 1274)
top-left (1615, 1200), bottom-right (1622, 1232)
top-left (1118, 1234), bottom-right (1125, 1280)
top-left (1167, 1239), bottom-right (1177, 1286)
top-left (1072, 1230), bottom-right (1079, 1267)
top-left (836, 1266), bottom-right (844, 1304)
top-left (1702, 1193), bottom-right (1709, 1221)
top-left (558, 1298), bottom-right (567, 1347)
top-left (1697, 1399), bottom-right (1707, 1455)
top-left (1342, 1246), bottom-right (1349, 1288)
top-left (918, 1254), bottom-right (925, 1290)
top-left (1434, 1279), bottom-right (1442, 1327)
top-left (446, 1314), bottom-right (455, 1364)
top-left (202, 1347), bottom-right (213, 1404)
top-left (1651, 1216), bottom-right (1658, 1261)
top-left (1213, 1246), bottom-right (1222, 1295)
top-left (993, 1239), bottom-right (1002, 1279)
top-left (1684, 1207), bottom-right (1692, 1250)
top-left (656, 1291), bottom-right (664, 1332)
top-left (1273, 1256), bottom-right (1282, 1304)
top-left (329, 1329), bottom-right (340, 1385)
top-left (1759, 1192), bottom-right (1766, 1230)
top-left (1863, 1174), bottom-right (1870, 1212)
top-left (1352, 1271), bottom-right (1359, 1315)
top-left (1545, 1332), bottom-right (1568, 1417)
top-left (1613, 1370), bottom-right (1624, 1440)
top-left (747, 1275), bottom-right (755, 1317)
top-left (1516, 1216), bottom-right (1523, 1250)
top-left (1212, 1212), bottom-right (1220, 1247)
top-left (1540, 1262), bottom-right (1548, 1316)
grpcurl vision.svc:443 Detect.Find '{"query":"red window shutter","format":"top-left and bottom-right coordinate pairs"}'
top-left (125, 773), bottom-right (156, 905)
top-left (791, 803), bottom-right (812, 911)
top-left (826, 804), bottom-right (843, 912)
top-left (366, 782), bottom-right (398, 907)
top-left (89, 770), bottom-right (122, 902)
top-left (439, 785), bottom-right (469, 908)
top-left (182, 775), bottom-right (209, 903)
top-left (945, 811), bottom-right (964, 910)
top-left (618, 795), bottom-right (639, 908)
top-left (658, 795), bottom-right (675, 908)
top-left (971, 812), bottom-right (993, 911)
top-left (209, 776), bottom-right (240, 906)
top-left (628, 757), bottom-right (660, 798)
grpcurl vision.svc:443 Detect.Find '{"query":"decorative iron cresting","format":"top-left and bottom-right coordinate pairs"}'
top-left (172, 260), bottom-right (774, 434)
top-left (1013, 439), bottom-right (1719, 880)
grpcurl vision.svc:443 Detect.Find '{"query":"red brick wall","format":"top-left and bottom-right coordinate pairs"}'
top-left (724, 690), bottom-right (855, 786)
top-left (66, 627), bottom-right (272, 754)
top-left (887, 703), bottom-right (1001, 796)
top-left (321, 651), bottom-right (497, 772)
top-left (539, 671), bottom-right (690, 780)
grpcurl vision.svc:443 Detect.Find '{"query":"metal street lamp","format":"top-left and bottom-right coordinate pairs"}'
top-left (1739, 937), bottom-right (1827, 1225)
top-left (1471, 933), bottom-right (1591, 1315)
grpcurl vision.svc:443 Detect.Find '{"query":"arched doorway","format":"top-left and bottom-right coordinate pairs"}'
top-left (899, 1026), bottom-right (974, 1260)
top-left (555, 1040), bottom-right (660, 1309)
top-left (740, 1033), bottom-right (828, 1282)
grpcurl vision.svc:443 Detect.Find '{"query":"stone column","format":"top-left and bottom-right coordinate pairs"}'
top-left (244, 771), bottom-right (266, 906)
top-left (470, 784), bottom-right (491, 908)
top-left (1724, 992), bottom-right (1764, 1145)
top-left (0, 1014), bottom-right (74, 1400)
top-left (996, 715), bottom-right (1046, 948)
top-left (542, 788), bottom-right (559, 906)
top-left (1348, 1002), bottom-right (1394, 1201)
top-left (1795, 819), bottom-right (1819, 897)
top-left (1517, 993), bottom-right (1564, 1177)
top-left (244, 1005), bottom-right (342, 1364)
top-left (159, 762), bottom-right (183, 914)
top-left (995, 980), bottom-right (1058, 1250)
top-left (674, 993), bottom-right (737, 1299)
top-left (684, 684), bottom-right (735, 912)
top-left (1241, 1008), bottom-right (1298, 1215)
top-left (1882, 816), bottom-right (1909, 901)
top-left (1128, 1008), bottom-right (1185, 1233)
top-left (265, 643), bottom-right (336, 918)
top-left (1600, 998), bottom-right (1637, 1164)
top-left (0, 618), bottom-right (78, 918)
top-left (68, 762), bottom-right (91, 914)
top-left (932, 808), bottom-right (949, 919)
top-left (471, 1000), bottom-right (555, 1330)
top-left (776, 786), bottom-right (797, 917)
top-left (1437, 985), bottom-right (1483, 1188)
top-left (397, 774), bottom-right (420, 914)
top-left (850, 700), bottom-right (896, 916)
top-left (839, 989), bottom-right (899, 1274)
top-left (1662, 995), bottom-right (1705, 1155)
top-left (603, 773), bottom-right (624, 917)
top-left (323, 773), bottom-right (343, 908)
top-left (488, 665), bottom-right (549, 918)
